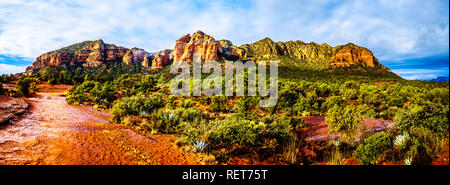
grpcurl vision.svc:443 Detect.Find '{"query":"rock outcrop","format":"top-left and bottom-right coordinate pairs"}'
top-left (26, 31), bottom-right (393, 76)
top-left (240, 38), bottom-right (333, 61)
top-left (26, 39), bottom-right (174, 73)
top-left (27, 39), bottom-right (129, 71)
top-left (240, 37), bottom-right (386, 69)
top-left (174, 31), bottom-right (221, 62)
top-left (123, 48), bottom-right (148, 65)
top-left (219, 39), bottom-right (246, 60)
top-left (0, 95), bottom-right (28, 125)
top-left (328, 43), bottom-right (379, 68)
top-left (151, 49), bottom-right (173, 69)
top-left (173, 31), bottom-right (245, 62)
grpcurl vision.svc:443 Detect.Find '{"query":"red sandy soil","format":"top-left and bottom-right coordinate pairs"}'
top-left (432, 143), bottom-right (449, 165)
top-left (0, 83), bottom-right (200, 165)
top-left (299, 116), bottom-right (392, 141)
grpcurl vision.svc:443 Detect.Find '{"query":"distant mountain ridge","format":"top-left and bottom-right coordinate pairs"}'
top-left (431, 76), bottom-right (449, 82)
top-left (25, 30), bottom-right (396, 77)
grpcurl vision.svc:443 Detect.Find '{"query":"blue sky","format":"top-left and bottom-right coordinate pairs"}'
top-left (0, 0), bottom-right (448, 80)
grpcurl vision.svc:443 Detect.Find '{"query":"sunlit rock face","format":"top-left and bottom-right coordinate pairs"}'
top-left (173, 31), bottom-right (245, 62)
top-left (328, 43), bottom-right (379, 68)
top-left (28, 39), bottom-right (129, 70)
top-left (174, 30), bottom-right (221, 62)
top-left (123, 48), bottom-right (147, 65)
top-left (26, 31), bottom-right (391, 75)
top-left (151, 49), bottom-right (173, 69)
top-left (219, 39), bottom-right (246, 61)
top-left (26, 39), bottom-right (175, 73)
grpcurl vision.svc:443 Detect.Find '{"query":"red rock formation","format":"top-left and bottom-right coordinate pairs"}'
top-left (123, 48), bottom-right (147, 65)
top-left (173, 30), bottom-right (221, 62)
top-left (27, 39), bottom-right (129, 71)
top-left (328, 43), bottom-right (380, 68)
top-left (151, 49), bottom-right (173, 69)
top-left (219, 39), bottom-right (246, 60)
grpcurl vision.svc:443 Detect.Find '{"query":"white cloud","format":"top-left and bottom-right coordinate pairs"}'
top-left (0, 0), bottom-right (448, 64)
top-left (0, 63), bottom-right (27, 75)
top-left (392, 69), bottom-right (449, 80)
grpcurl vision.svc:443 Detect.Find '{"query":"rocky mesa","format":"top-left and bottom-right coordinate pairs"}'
top-left (239, 37), bottom-right (388, 70)
top-left (26, 39), bottom-right (174, 74)
top-left (26, 30), bottom-right (392, 75)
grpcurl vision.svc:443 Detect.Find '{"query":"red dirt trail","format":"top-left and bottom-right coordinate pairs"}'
top-left (0, 84), bottom-right (200, 165)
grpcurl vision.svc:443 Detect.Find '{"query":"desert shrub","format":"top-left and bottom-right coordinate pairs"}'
top-left (0, 82), bottom-right (3, 95)
top-left (90, 81), bottom-right (115, 107)
top-left (354, 132), bottom-right (393, 165)
top-left (113, 74), bottom-right (137, 96)
top-left (210, 96), bottom-right (228, 112)
top-left (208, 117), bottom-right (258, 147)
top-left (278, 81), bottom-right (302, 109)
top-left (16, 76), bottom-right (38, 97)
top-left (256, 116), bottom-right (305, 147)
top-left (323, 96), bottom-right (346, 111)
top-left (179, 99), bottom-right (195, 108)
top-left (66, 80), bottom-right (115, 107)
top-left (324, 148), bottom-right (345, 165)
top-left (404, 126), bottom-right (445, 165)
top-left (326, 104), bottom-right (362, 141)
top-left (233, 96), bottom-right (257, 114)
top-left (179, 115), bottom-right (300, 152)
top-left (359, 104), bottom-right (377, 118)
top-left (341, 81), bottom-right (359, 100)
top-left (293, 96), bottom-right (310, 116)
top-left (394, 102), bottom-right (449, 138)
top-left (147, 109), bottom-right (179, 134)
top-left (166, 96), bottom-right (176, 109)
top-left (137, 74), bottom-right (158, 93)
top-left (145, 107), bottom-right (203, 134)
top-left (173, 107), bottom-right (203, 123)
top-left (405, 140), bottom-right (432, 165)
top-left (379, 106), bottom-right (398, 120)
top-left (179, 119), bottom-right (212, 145)
top-left (111, 93), bottom-right (165, 123)
top-left (426, 87), bottom-right (449, 105)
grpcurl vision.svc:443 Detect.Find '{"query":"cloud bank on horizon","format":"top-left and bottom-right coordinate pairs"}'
top-left (0, 0), bottom-right (448, 80)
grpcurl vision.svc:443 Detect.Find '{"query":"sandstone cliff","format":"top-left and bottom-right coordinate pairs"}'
top-left (173, 30), bottom-right (244, 62)
top-left (174, 30), bottom-right (221, 62)
top-left (28, 39), bottom-right (129, 71)
top-left (27, 39), bottom-right (173, 73)
top-left (26, 31), bottom-right (392, 75)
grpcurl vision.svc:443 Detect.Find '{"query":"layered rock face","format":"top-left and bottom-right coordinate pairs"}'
top-left (122, 48), bottom-right (147, 65)
top-left (27, 39), bottom-right (173, 73)
top-left (173, 31), bottom-right (245, 62)
top-left (151, 49), bottom-right (173, 69)
top-left (328, 43), bottom-right (379, 68)
top-left (174, 31), bottom-right (221, 62)
top-left (28, 39), bottom-right (129, 70)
